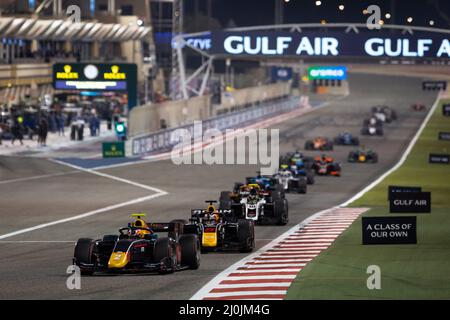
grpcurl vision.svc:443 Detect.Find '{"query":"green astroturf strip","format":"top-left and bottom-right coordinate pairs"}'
top-left (286, 99), bottom-right (450, 299)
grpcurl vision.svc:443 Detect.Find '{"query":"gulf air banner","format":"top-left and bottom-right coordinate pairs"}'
top-left (211, 31), bottom-right (450, 58)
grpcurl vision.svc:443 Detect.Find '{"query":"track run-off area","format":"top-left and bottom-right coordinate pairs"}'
top-left (0, 73), bottom-right (438, 299)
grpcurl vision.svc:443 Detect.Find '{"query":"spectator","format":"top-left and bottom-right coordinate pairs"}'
top-left (11, 121), bottom-right (24, 145)
top-left (37, 118), bottom-right (48, 147)
top-left (56, 112), bottom-right (65, 136)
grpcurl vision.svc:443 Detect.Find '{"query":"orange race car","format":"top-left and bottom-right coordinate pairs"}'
top-left (304, 137), bottom-right (334, 151)
top-left (312, 155), bottom-right (341, 176)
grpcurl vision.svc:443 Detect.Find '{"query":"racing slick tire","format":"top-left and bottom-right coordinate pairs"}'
top-left (370, 153), bottom-right (379, 163)
top-left (169, 219), bottom-right (188, 239)
top-left (304, 141), bottom-right (313, 150)
top-left (347, 152), bottom-right (357, 163)
top-left (238, 219), bottom-right (255, 253)
top-left (219, 191), bottom-right (232, 210)
top-left (179, 234), bottom-right (201, 269)
top-left (275, 199), bottom-right (289, 225)
top-left (306, 170), bottom-right (315, 185)
top-left (377, 127), bottom-right (384, 136)
top-left (275, 184), bottom-right (286, 198)
top-left (74, 238), bottom-right (95, 275)
top-left (154, 237), bottom-right (176, 274)
top-left (353, 137), bottom-right (360, 146)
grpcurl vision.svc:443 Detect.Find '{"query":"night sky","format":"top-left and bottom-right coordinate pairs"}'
top-left (185, 0), bottom-right (450, 29)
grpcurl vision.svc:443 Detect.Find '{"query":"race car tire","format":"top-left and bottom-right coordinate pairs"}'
top-left (154, 237), bottom-right (175, 274)
top-left (370, 153), bottom-right (379, 163)
top-left (275, 199), bottom-right (289, 225)
top-left (304, 141), bottom-right (313, 150)
top-left (179, 234), bottom-right (200, 269)
top-left (377, 128), bottom-right (384, 136)
top-left (169, 219), bottom-right (188, 239)
top-left (272, 190), bottom-right (281, 202)
top-left (74, 238), bottom-right (95, 275)
top-left (306, 170), bottom-right (315, 185)
top-left (298, 185), bottom-right (307, 194)
top-left (275, 184), bottom-right (285, 198)
top-left (238, 219), bottom-right (255, 253)
top-left (333, 137), bottom-right (342, 145)
top-left (326, 142), bottom-right (334, 151)
top-left (219, 191), bottom-right (232, 210)
top-left (353, 137), bottom-right (360, 146)
top-left (102, 235), bottom-right (118, 242)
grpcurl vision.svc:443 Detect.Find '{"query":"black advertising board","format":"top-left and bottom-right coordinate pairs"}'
top-left (211, 31), bottom-right (450, 58)
top-left (387, 185), bottom-right (422, 201)
top-left (52, 63), bottom-right (138, 110)
top-left (429, 153), bottom-right (450, 164)
top-left (438, 132), bottom-right (450, 140)
top-left (389, 192), bottom-right (431, 213)
top-left (443, 104), bottom-right (450, 116)
top-left (362, 216), bottom-right (417, 245)
top-left (422, 81), bottom-right (447, 91)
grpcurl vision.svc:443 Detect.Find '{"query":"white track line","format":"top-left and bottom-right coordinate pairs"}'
top-left (0, 170), bottom-right (79, 185)
top-left (0, 160), bottom-right (168, 240)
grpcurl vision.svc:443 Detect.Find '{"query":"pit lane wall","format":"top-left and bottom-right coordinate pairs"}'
top-left (128, 82), bottom-right (291, 142)
top-left (127, 95), bottom-right (304, 157)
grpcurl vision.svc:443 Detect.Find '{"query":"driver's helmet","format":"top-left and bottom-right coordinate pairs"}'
top-left (131, 214), bottom-right (151, 238)
top-left (248, 187), bottom-right (258, 202)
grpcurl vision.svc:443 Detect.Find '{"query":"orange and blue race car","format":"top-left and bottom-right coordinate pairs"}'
top-left (304, 137), bottom-right (334, 151)
top-left (73, 213), bottom-right (200, 275)
top-left (312, 155), bottom-right (342, 176)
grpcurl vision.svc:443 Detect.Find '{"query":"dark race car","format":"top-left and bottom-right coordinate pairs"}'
top-left (347, 149), bottom-right (378, 163)
top-left (73, 214), bottom-right (200, 275)
top-left (304, 137), bottom-right (334, 151)
top-left (411, 103), bottom-right (427, 111)
top-left (333, 132), bottom-right (360, 146)
top-left (184, 201), bottom-right (255, 253)
top-left (361, 118), bottom-right (383, 136)
top-left (371, 105), bottom-right (397, 123)
top-left (312, 155), bottom-right (341, 176)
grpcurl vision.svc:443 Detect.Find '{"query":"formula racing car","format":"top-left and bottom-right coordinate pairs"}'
top-left (219, 184), bottom-right (289, 225)
top-left (280, 151), bottom-right (315, 184)
top-left (312, 155), bottom-right (342, 176)
top-left (333, 132), bottom-right (360, 146)
top-left (184, 201), bottom-right (255, 253)
top-left (73, 213), bottom-right (200, 275)
top-left (274, 164), bottom-right (307, 193)
top-left (371, 105), bottom-right (397, 123)
top-left (347, 148), bottom-right (378, 163)
top-left (361, 118), bottom-right (383, 136)
top-left (304, 137), bottom-right (334, 151)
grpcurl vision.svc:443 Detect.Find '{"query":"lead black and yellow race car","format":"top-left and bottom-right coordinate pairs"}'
top-left (347, 149), bottom-right (378, 163)
top-left (73, 214), bottom-right (200, 275)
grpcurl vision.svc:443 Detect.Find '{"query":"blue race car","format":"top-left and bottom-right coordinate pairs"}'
top-left (333, 132), bottom-right (360, 146)
top-left (280, 152), bottom-right (315, 184)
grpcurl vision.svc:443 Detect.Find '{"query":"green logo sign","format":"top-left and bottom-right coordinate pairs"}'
top-left (102, 142), bottom-right (125, 158)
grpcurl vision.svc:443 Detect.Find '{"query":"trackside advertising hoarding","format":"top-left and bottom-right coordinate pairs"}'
top-left (211, 31), bottom-right (450, 58)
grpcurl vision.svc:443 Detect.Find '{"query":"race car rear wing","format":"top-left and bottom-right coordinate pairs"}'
top-left (191, 209), bottom-right (232, 217)
top-left (148, 222), bottom-right (175, 233)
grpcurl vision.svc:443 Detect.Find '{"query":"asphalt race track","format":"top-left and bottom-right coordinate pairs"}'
top-left (0, 73), bottom-right (437, 299)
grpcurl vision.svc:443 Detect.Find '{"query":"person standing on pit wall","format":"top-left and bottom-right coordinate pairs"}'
top-left (37, 117), bottom-right (48, 147)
